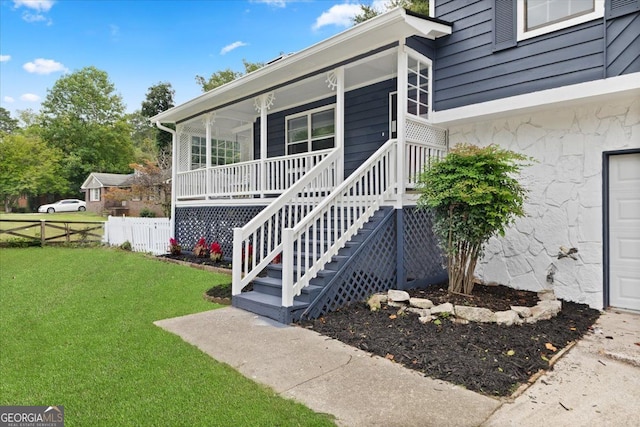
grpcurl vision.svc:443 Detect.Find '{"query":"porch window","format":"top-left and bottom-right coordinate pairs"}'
top-left (90, 188), bottom-right (100, 202)
top-left (191, 136), bottom-right (242, 169)
top-left (407, 57), bottom-right (429, 120)
top-left (286, 106), bottom-right (335, 154)
top-left (191, 136), bottom-right (207, 169)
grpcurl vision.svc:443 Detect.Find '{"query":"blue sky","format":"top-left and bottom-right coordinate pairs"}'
top-left (0, 0), bottom-right (382, 119)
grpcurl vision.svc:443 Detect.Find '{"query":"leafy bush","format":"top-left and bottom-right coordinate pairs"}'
top-left (139, 208), bottom-right (156, 218)
top-left (169, 238), bottom-right (181, 255)
top-left (120, 241), bottom-right (132, 251)
top-left (209, 241), bottom-right (223, 262)
top-left (417, 144), bottom-right (530, 295)
top-left (193, 237), bottom-right (208, 258)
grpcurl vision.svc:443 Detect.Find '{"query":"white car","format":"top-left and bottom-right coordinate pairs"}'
top-left (38, 199), bottom-right (87, 213)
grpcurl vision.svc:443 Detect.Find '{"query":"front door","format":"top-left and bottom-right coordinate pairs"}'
top-left (608, 152), bottom-right (640, 311)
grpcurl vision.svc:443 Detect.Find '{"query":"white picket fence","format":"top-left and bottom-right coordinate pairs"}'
top-left (103, 216), bottom-right (171, 255)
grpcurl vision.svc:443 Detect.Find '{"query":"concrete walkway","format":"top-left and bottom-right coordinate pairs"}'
top-left (154, 307), bottom-right (640, 427)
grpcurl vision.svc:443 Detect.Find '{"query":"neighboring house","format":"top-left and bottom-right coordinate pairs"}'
top-left (80, 172), bottom-right (165, 217)
top-left (152, 1), bottom-right (639, 322)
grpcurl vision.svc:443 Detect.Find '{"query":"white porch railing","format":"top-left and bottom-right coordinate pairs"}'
top-left (232, 149), bottom-right (340, 294)
top-left (281, 139), bottom-right (397, 306)
top-left (404, 117), bottom-right (448, 189)
top-left (176, 149), bottom-right (333, 200)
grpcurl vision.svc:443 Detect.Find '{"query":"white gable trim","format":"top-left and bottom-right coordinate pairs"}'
top-left (430, 73), bottom-right (640, 126)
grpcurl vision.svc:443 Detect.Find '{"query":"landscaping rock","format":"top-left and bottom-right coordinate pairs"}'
top-left (407, 307), bottom-right (431, 317)
top-left (409, 297), bottom-right (434, 309)
top-left (454, 306), bottom-right (496, 323)
top-left (387, 301), bottom-right (405, 308)
top-left (511, 306), bottom-right (532, 318)
top-left (453, 318), bottom-right (470, 325)
top-left (431, 302), bottom-right (454, 316)
top-left (388, 289), bottom-right (410, 302)
top-left (530, 300), bottom-right (562, 321)
top-left (538, 289), bottom-right (557, 301)
top-left (418, 316), bottom-right (432, 324)
top-left (367, 294), bottom-right (386, 311)
top-left (496, 310), bottom-right (522, 326)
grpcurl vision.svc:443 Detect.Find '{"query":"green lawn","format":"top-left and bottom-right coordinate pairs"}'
top-left (0, 247), bottom-right (334, 426)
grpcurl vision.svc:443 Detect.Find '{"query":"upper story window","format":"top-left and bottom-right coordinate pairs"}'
top-left (407, 55), bottom-right (430, 120)
top-left (517, 0), bottom-right (604, 41)
top-left (286, 106), bottom-right (335, 155)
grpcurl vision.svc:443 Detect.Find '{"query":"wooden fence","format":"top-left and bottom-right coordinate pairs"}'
top-left (0, 219), bottom-right (104, 246)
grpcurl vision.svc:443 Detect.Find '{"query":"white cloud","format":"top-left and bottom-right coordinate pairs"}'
top-left (220, 41), bottom-right (248, 55)
top-left (313, 3), bottom-right (362, 30)
top-left (20, 93), bottom-right (40, 102)
top-left (3, 96), bottom-right (15, 103)
top-left (0, 55), bottom-right (11, 62)
top-left (253, 0), bottom-right (287, 7)
top-left (13, 0), bottom-right (55, 12)
top-left (13, 1), bottom-right (55, 24)
top-left (23, 58), bottom-right (67, 74)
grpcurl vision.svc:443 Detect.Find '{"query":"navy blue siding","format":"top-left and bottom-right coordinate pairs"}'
top-left (344, 79), bottom-right (395, 177)
top-left (606, 12), bottom-right (640, 75)
top-left (253, 79), bottom-right (395, 177)
top-left (433, 0), bottom-right (639, 111)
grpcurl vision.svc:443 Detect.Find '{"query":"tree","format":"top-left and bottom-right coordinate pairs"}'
top-left (417, 145), bottom-right (530, 295)
top-left (39, 66), bottom-right (134, 194)
top-left (0, 107), bottom-right (19, 134)
top-left (127, 110), bottom-right (157, 162)
top-left (104, 155), bottom-right (172, 217)
top-left (195, 59), bottom-right (264, 92)
top-left (353, 0), bottom-right (430, 24)
top-left (141, 82), bottom-right (175, 154)
top-left (0, 133), bottom-right (67, 212)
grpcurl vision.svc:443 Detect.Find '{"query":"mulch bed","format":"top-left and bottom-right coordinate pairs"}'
top-left (162, 253), bottom-right (601, 397)
top-left (160, 253), bottom-right (232, 270)
top-left (298, 283), bottom-right (601, 397)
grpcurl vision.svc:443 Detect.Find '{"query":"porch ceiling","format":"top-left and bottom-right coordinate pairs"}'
top-left (152, 8), bottom-right (451, 125)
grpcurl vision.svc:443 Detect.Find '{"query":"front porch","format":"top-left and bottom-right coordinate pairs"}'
top-left (154, 9), bottom-right (453, 322)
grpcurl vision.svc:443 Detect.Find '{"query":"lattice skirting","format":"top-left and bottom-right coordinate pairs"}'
top-left (403, 206), bottom-right (446, 284)
top-left (175, 205), bottom-right (265, 258)
top-left (304, 207), bottom-right (445, 319)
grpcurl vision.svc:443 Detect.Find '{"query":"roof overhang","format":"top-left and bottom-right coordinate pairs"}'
top-left (151, 8), bottom-right (451, 124)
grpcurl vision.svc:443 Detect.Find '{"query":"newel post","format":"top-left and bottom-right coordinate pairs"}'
top-left (232, 227), bottom-right (243, 295)
top-left (281, 228), bottom-right (294, 307)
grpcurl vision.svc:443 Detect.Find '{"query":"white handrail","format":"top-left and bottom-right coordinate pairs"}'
top-left (232, 149), bottom-right (340, 295)
top-left (281, 139), bottom-right (398, 306)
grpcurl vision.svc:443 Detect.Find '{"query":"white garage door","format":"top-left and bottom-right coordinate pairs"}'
top-left (609, 152), bottom-right (640, 311)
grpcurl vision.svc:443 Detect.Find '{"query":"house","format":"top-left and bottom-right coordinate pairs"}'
top-left (80, 172), bottom-right (165, 217)
top-left (152, 1), bottom-right (640, 322)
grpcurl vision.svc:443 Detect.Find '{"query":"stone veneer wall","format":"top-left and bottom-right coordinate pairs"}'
top-left (447, 95), bottom-right (640, 309)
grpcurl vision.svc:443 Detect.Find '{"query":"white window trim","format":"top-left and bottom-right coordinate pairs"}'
top-left (90, 188), bottom-right (100, 202)
top-left (517, 0), bottom-right (604, 41)
top-left (285, 104), bottom-right (336, 155)
top-left (404, 46), bottom-right (433, 121)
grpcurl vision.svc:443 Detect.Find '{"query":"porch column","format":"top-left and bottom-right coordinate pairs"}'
top-left (396, 45), bottom-right (408, 208)
top-left (334, 67), bottom-right (345, 184)
top-left (396, 44), bottom-right (408, 289)
top-left (255, 92), bottom-right (275, 198)
top-left (203, 113), bottom-right (215, 198)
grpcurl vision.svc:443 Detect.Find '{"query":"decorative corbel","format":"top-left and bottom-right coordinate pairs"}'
top-left (326, 71), bottom-right (338, 91)
top-left (253, 92), bottom-right (275, 112)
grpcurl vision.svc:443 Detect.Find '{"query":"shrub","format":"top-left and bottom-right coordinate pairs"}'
top-left (417, 144), bottom-right (531, 295)
top-left (193, 237), bottom-right (208, 258)
top-left (209, 242), bottom-right (223, 262)
top-left (120, 241), bottom-right (132, 251)
top-left (169, 238), bottom-right (181, 255)
top-left (139, 208), bottom-right (156, 218)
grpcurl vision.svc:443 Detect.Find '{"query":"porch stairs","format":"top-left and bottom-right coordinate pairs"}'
top-left (232, 207), bottom-right (393, 323)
